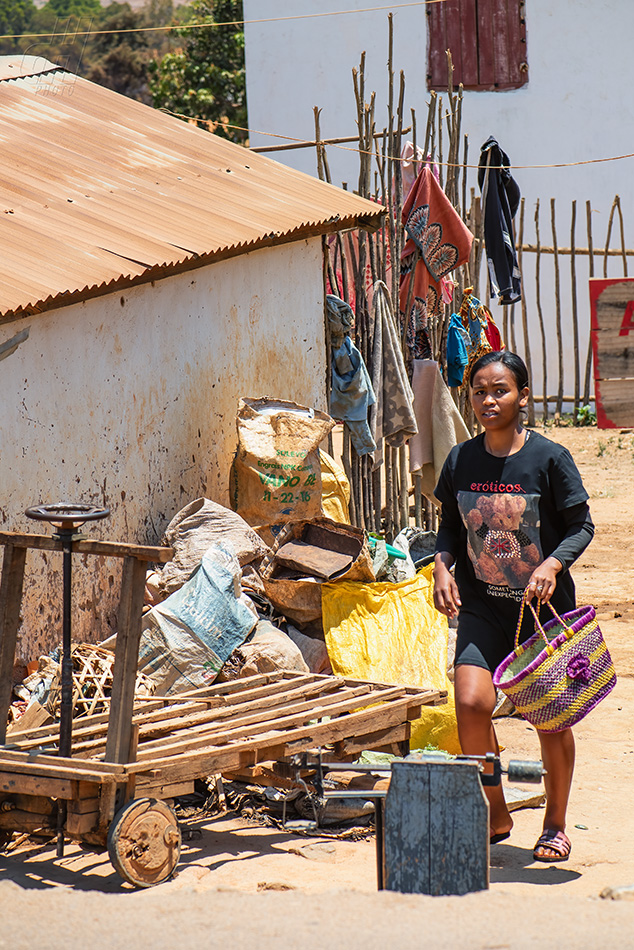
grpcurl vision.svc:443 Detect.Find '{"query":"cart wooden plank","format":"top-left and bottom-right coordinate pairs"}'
top-left (0, 531), bottom-right (174, 563)
top-left (70, 678), bottom-right (358, 758)
top-left (105, 555), bottom-right (147, 763)
top-left (0, 752), bottom-right (123, 783)
top-left (124, 689), bottom-right (444, 783)
top-left (0, 772), bottom-right (75, 799)
top-left (0, 545), bottom-right (27, 744)
top-left (332, 723), bottom-right (412, 758)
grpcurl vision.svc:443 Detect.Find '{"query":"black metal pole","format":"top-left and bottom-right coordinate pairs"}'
top-left (374, 797), bottom-right (385, 891)
top-left (58, 531), bottom-right (73, 759)
top-left (56, 529), bottom-right (74, 857)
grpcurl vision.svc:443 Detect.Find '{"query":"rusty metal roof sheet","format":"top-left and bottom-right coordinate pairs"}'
top-left (0, 59), bottom-right (384, 323)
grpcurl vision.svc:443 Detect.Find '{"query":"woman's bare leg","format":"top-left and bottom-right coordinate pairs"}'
top-left (534, 728), bottom-right (575, 858)
top-left (454, 664), bottom-right (512, 838)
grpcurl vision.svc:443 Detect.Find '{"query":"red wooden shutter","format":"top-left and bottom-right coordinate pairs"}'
top-left (427, 0), bottom-right (528, 91)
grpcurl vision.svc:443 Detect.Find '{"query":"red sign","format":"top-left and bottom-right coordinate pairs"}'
top-left (589, 277), bottom-right (634, 428)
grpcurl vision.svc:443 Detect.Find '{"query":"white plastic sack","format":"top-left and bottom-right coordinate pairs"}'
top-left (139, 546), bottom-right (257, 695)
top-left (158, 498), bottom-right (269, 597)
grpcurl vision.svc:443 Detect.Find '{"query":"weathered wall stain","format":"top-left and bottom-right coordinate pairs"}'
top-left (1, 239), bottom-right (327, 663)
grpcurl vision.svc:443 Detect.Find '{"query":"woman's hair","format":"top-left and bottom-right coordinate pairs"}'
top-left (469, 350), bottom-right (529, 391)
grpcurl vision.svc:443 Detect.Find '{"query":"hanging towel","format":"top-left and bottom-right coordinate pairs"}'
top-left (409, 359), bottom-right (470, 501)
top-left (399, 166), bottom-right (473, 352)
top-left (369, 281), bottom-right (418, 469)
top-left (326, 294), bottom-right (354, 345)
top-left (478, 136), bottom-right (522, 305)
top-left (446, 312), bottom-right (470, 387)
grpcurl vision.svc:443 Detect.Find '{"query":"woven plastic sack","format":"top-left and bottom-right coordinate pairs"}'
top-left (493, 598), bottom-right (616, 733)
top-left (158, 497), bottom-right (269, 597)
top-left (322, 564), bottom-right (460, 754)
top-left (139, 546), bottom-right (257, 695)
top-left (230, 397), bottom-right (334, 541)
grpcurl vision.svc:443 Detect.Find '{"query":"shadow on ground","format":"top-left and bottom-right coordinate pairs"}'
top-left (489, 843), bottom-right (581, 886)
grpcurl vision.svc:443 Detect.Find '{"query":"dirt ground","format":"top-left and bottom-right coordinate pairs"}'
top-left (1, 423), bottom-right (633, 949)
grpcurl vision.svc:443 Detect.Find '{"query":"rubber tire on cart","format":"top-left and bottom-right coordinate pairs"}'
top-left (107, 798), bottom-right (182, 888)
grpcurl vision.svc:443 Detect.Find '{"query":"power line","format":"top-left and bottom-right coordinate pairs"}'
top-left (0, 1), bottom-right (443, 41)
top-left (159, 109), bottom-right (634, 171)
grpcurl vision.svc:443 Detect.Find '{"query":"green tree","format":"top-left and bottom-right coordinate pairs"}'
top-left (148, 0), bottom-right (247, 145)
top-left (45, 0), bottom-right (102, 17)
top-left (84, 3), bottom-right (151, 102)
top-left (0, 0), bottom-right (37, 54)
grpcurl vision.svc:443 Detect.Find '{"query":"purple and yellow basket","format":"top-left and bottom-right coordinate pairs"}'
top-left (493, 601), bottom-right (617, 733)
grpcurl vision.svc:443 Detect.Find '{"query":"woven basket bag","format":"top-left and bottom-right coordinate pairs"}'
top-left (493, 595), bottom-right (617, 733)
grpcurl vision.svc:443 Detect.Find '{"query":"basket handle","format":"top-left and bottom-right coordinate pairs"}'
top-left (514, 589), bottom-right (573, 654)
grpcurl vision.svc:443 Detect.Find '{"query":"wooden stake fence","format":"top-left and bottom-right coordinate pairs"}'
top-left (258, 27), bottom-right (632, 538)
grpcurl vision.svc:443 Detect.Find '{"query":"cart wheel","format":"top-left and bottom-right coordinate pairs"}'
top-left (107, 798), bottom-right (181, 888)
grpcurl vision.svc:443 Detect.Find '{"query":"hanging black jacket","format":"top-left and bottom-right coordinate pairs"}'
top-left (478, 136), bottom-right (521, 305)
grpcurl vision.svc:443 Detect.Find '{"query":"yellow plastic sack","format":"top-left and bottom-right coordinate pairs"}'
top-left (322, 563), bottom-right (460, 754)
top-left (320, 450), bottom-right (350, 524)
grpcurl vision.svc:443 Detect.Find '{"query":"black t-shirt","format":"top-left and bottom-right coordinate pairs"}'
top-left (434, 431), bottom-right (590, 663)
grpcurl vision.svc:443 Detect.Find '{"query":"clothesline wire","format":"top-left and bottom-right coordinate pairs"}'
top-left (159, 108), bottom-right (634, 171)
top-left (0, 0), bottom-right (443, 41)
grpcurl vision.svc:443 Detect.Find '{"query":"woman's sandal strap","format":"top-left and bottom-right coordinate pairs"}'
top-left (533, 830), bottom-right (571, 862)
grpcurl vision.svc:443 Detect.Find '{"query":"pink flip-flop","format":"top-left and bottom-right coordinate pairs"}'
top-left (533, 829), bottom-right (571, 863)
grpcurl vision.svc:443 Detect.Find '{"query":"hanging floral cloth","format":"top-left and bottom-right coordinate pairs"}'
top-left (399, 166), bottom-right (473, 362)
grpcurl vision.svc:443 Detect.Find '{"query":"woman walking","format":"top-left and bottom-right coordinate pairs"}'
top-left (433, 351), bottom-right (594, 862)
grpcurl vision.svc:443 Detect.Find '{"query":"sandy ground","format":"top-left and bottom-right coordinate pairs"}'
top-left (1, 423), bottom-right (633, 949)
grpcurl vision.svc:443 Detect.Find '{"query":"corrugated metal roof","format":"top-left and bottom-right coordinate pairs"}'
top-left (0, 58), bottom-right (384, 322)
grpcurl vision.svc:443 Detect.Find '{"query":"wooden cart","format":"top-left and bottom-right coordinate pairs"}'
top-left (0, 529), bottom-right (445, 887)
top-left (0, 672), bottom-right (444, 885)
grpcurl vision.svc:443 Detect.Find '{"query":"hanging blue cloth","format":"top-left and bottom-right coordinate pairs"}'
top-left (330, 336), bottom-right (377, 455)
top-left (446, 312), bottom-right (469, 387)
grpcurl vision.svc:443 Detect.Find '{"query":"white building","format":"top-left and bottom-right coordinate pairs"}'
top-left (0, 56), bottom-right (382, 662)
top-left (244, 0), bottom-right (634, 217)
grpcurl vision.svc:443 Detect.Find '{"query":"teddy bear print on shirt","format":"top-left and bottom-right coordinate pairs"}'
top-left (459, 493), bottom-right (542, 589)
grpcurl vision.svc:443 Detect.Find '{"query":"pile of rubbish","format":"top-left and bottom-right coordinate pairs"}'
top-left (173, 756), bottom-right (393, 839)
top-left (9, 397), bottom-right (460, 756)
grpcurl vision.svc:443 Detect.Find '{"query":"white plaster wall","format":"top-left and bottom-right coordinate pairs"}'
top-left (1, 238), bottom-right (327, 662)
top-left (245, 1), bottom-right (634, 400)
top-left (245, 0), bottom-right (634, 213)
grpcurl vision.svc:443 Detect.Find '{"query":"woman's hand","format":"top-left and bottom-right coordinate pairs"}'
top-left (526, 557), bottom-right (563, 604)
top-left (433, 552), bottom-right (461, 618)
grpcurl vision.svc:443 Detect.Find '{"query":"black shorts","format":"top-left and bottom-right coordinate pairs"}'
top-left (454, 610), bottom-right (517, 674)
top-left (454, 598), bottom-right (571, 675)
